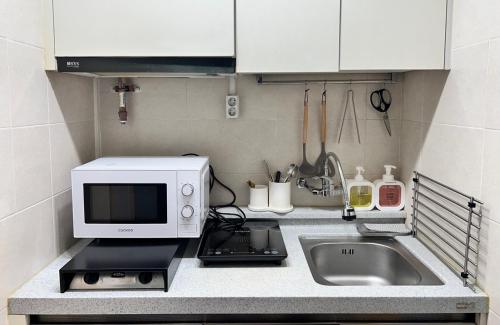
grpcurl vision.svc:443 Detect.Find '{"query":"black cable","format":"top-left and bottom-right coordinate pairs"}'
top-left (182, 153), bottom-right (246, 227)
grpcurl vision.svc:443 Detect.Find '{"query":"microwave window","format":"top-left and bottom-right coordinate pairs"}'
top-left (83, 184), bottom-right (167, 224)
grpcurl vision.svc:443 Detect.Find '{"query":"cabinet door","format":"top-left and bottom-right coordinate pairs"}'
top-left (53, 0), bottom-right (234, 57)
top-left (340, 0), bottom-right (448, 71)
top-left (236, 0), bottom-right (341, 73)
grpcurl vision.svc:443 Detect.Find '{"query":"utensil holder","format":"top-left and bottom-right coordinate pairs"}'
top-left (248, 185), bottom-right (269, 211)
top-left (268, 181), bottom-right (293, 213)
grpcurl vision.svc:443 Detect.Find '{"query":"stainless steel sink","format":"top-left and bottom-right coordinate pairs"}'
top-left (300, 236), bottom-right (443, 286)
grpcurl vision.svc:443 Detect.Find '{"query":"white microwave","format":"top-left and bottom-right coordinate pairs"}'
top-left (71, 157), bottom-right (210, 238)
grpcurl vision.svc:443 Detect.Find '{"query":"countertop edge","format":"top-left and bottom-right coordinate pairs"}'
top-left (8, 296), bottom-right (488, 315)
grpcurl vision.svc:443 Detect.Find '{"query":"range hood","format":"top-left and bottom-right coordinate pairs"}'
top-left (47, 0), bottom-right (236, 76)
top-left (56, 57), bottom-right (236, 76)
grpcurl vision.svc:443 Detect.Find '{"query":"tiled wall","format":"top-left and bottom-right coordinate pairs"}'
top-left (0, 0), bottom-right (95, 321)
top-left (98, 76), bottom-right (403, 206)
top-left (400, 1), bottom-right (500, 322)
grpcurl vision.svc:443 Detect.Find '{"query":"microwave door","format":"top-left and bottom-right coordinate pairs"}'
top-left (84, 184), bottom-right (168, 224)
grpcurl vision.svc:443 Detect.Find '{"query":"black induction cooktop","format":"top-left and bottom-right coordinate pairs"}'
top-left (197, 219), bottom-right (287, 265)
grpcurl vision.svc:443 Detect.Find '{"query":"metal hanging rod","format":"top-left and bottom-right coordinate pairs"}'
top-left (411, 171), bottom-right (483, 287)
top-left (256, 73), bottom-right (401, 85)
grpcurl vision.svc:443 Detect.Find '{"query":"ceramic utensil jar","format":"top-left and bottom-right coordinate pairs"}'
top-left (248, 185), bottom-right (269, 211)
top-left (269, 181), bottom-right (293, 213)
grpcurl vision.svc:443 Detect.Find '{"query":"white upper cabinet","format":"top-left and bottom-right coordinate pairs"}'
top-left (52, 0), bottom-right (235, 57)
top-left (236, 0), bottom-right (341, 73)
top-left (340, 0), bottom-right (448, 71)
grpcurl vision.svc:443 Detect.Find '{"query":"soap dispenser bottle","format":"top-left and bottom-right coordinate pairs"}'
top-left (374, 165), bottom-right (405, 211)
top-left (347, 166), bottom-right (376, 211)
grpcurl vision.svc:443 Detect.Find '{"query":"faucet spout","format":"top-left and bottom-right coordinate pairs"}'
top-left (325, 152), bottom-right (356, 221)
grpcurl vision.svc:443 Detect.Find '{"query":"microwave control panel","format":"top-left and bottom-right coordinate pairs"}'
top-left (177, 171), bottom-right (201, 237)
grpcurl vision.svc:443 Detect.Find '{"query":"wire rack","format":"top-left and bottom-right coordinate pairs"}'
top-left (411, 171), bottom-right (483, 287)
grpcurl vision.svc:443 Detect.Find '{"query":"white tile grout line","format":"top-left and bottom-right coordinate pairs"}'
top-left (451, 39), bottom-right (491, 52)
top-left (0, 197), bottom-right (53, 224)
top-left (477, 122), bottom-right (487, 201)
top-left (491, 309), bottom-right (500, 320)
top-left (6, 39), bottom-right (17, 212)
top-left (0, 36), bottom-right (44, 50)
top-left (47, 79), bottom-right (58, 255)
top-left (0, 120), bottom-right (93, 130)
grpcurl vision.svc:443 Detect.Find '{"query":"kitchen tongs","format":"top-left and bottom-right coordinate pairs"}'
top-left (338, 89), bottom-right (361, 144)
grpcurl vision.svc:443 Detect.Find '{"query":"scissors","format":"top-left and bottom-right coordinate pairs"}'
top-left (370, 88), bottom-right (392, 136)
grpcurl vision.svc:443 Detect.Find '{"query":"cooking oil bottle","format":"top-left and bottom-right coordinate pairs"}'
top-left (347, 166), bottom-right (376, 211)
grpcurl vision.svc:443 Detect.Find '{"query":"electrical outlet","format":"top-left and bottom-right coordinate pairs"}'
top-left (226, 95), bottom-right (239, 119)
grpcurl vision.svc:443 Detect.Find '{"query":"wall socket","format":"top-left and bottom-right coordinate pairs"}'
top-left (225, 95), bottom-right (239, 119)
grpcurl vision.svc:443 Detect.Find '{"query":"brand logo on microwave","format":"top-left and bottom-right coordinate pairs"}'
top-left (118, 228), bottom-right (134, 232)
top-left (66, 61), bottom-right (80, 68)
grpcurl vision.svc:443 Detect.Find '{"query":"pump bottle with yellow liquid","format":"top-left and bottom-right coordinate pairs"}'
top-left (347, 166), bottom-right (376, 211)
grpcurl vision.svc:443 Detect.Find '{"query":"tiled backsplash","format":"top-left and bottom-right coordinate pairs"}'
top-left (0, 8), bottom-right (95, 314)
top-left (400, 1), bottom-right (500, 319)
top-left (98, 76), bottom-right (403, 206)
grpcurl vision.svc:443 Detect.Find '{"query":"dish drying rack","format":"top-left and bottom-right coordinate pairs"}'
top-left (411, 172), bottom-right (483, 287)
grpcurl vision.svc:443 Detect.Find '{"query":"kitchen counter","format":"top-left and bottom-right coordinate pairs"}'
top-left (8, 212), bottom-right (487, 316)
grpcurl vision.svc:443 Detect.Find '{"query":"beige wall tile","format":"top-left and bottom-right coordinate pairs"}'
top-left (50, 122), bottom-right (95, 194)
top-left (236, 75), bottom-right (278, 120)
top-left (0, 199), bottom-right (56, 309)
top-left (485, 39), bottom-right (500, 130)
top-left (0, 129), bottom-right (15, 220)
top-left (451, 0), bottom-right (490, 49)
top-left (402, 71), bottom-right (423, 122)
top-left (0, 0), bottom-right (6, 37)
top-left (434, 42), bottom-right (489, 128)
top-left (421, 70), bottom-right (448, 124)
top-left (48, 73), bottom-right (94, 124)
top-left (363, 119), bottom-right (400, 176)
top-left (327, 119), bottom-right (366, 174)
top-left (489, 310), bottom-right (500, 325)
top-left (419, 124), bottom-right (484, 197)
top-left (400, 121), bottom-right (422, 185)
top-left (0, 308), bottom-right (5, 325)
top-left (100, 79), bottom-right (187, 122)
top-left (7, 42), bottom-right (47, 127)
top-left (4, 0), bottom-right (42, 47)
top-left (0, 39), bottom-right (9, 128)
top-left (12, 126), bottom-right (51, 210)
top-left (481, 130), bottom-right (500, 224)
top-left (488, 0), bottom-right (500, 40)
top-left (53, 190), bottom-right (76, 254)
top-left (484, 219), bottom-right (500, 314)
top-left (186, 78), bottom-right (228, 120)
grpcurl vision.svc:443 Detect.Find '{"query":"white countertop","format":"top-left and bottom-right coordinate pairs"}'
top-left (8, 211), bottom-right (487, 316)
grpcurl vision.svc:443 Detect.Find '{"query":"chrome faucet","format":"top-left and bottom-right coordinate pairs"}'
top-left (297, 152), bottom-right (356, 221)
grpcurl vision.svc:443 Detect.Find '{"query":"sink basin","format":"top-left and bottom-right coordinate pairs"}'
top-left (300, 236), bottom-right (443, 286)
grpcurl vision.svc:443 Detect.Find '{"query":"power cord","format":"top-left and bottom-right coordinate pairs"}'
top-left (182, 154), bottom-right (246, 227)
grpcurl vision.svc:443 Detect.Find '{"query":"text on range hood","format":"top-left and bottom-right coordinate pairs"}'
top-left (56, 57), bottom-right (236, 75)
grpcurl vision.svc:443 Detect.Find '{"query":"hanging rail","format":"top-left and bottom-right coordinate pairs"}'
top-left (411, 171), bottom-right (483, 287)
top-left (256, 73), bottom-right (401, 85)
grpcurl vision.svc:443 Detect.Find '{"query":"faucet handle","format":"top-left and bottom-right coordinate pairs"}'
top-left (318, 175), bottom-right (334, 182)
top-left (297, 177), bottom-right (307, 189)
